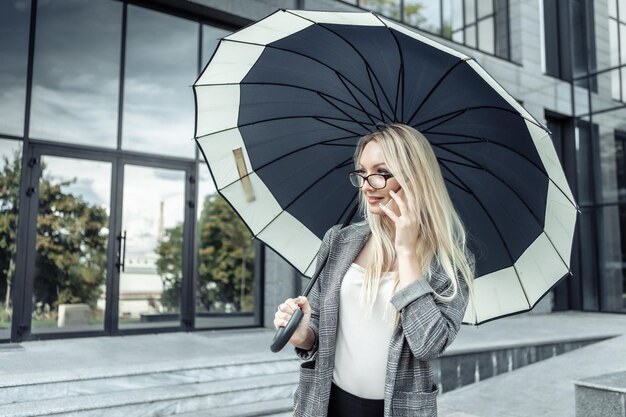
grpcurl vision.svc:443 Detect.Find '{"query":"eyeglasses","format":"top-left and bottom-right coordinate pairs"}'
top-left (348, 171), bottom-right (394, 189)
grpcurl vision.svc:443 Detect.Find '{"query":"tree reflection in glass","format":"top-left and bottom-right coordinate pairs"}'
top-left (0, 139), bottom-right (22, 339)
top-left (404, 1), bottom-right (441, 34)
top-left (194, 163), bottom-right (256, 328)
top-left (361, 0), bottom-right (401, 20)
top-left (32, 156), bottom-right (111, 333)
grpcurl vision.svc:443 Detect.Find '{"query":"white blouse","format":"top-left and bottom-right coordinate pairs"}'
top-left (332, 262), bottom-right (396, 399)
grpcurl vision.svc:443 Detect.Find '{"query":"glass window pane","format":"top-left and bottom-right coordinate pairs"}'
top-left (622, 67), bottom-right (626, 101)
top-left (445, 0), bottom-right (463, 31)
top-left (202, 25), bottom-right (230, 68)
top-left (122, 6), bottom-right (198, 159)
top-left (465, 24), bottom-right (477, 48)
top-left (404, 1), bottom-right (440, 33)
top-left (478, 17), bottom-right (495, 54)
top-left (579, 207), bottom-right (599, 310)
top-left (361, 0), bottom-right (400, 20)
top-left (465, 0), bottom-right (476, 24)
top-left (195, 163), bottom-right (257, 328)
top-left (118, 165), bottom-right (185, 329)
top-left (477, 0), bottom-right (494, 18)
top-left (621, 24), bottom-right (626, 64)
top-left (611, 68), bottom-right (621, 101)
top-left (610, 20), bottom-right (619, 67)
top-left (0, 0), bottom-right (30, 137)
top-left (30, 0), bottom-right (121, 147)
top-left (0, 139), bottom-right (22, 340)
top-left (620, 0), bottom-right (626, 20)
top-left (609, 0), bottom-right (617, 18)
top-left (32, 156), bottom-right (112, 333)
top-left (576, 123), bottom-right (595, 205)
top-left (615, 136), bottom-right (626, 203)
top-left (494, 0), bottom-right (510, 60)
top-left (598, 204), bottom-right (626, 312)
top-left (452, 29), bottom-right (464, 43)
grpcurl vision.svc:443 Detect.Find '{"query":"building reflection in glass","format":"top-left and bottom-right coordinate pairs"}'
top-left (0, 139), bottom-right (23, 340)
top-left (118, 165), bottom-right (185, 329)
top-left (32, 156), bottom-right (111, 333)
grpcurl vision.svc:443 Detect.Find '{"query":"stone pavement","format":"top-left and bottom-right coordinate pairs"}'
top-left (0, 311), bottom-right (624, 416)
top-left (439, 312), bottom-right (626, 417)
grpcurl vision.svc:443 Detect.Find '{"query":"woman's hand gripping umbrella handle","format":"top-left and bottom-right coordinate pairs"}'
top-left (270, 251), bottom-right (329, 353)
top-left (270, 204), bottom-right (357, 353)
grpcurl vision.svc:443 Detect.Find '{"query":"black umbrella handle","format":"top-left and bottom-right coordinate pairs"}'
top-left (271, 308), bottom-right (304, 352)
top-left (270, 257), bottom-right (326, 353)
top-left (270, 204), bottom-right (359, 353)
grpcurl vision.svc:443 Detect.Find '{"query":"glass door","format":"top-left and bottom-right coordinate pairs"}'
top-left (30, 153), bottom-right (113, 334)
top-left (116, 163), bottom-right (188, 330)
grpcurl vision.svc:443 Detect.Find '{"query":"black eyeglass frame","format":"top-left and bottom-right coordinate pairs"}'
top-left (348, 171), bottom-right (395, 189)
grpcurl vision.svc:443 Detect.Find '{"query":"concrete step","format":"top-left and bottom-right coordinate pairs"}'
top-left (0, 356), bottom-right (299, 405)
top-left (575, 370), bottom-right (626, 417)
top-left (0, 372), bottom-right (299, 417)
top-left (174, 398), bottom-right (293, 417)
top-left (435, 336), bottom-right (607, 393)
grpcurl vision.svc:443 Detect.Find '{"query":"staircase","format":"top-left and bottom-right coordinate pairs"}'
top-left (0, 355), bottom-right (298, 417)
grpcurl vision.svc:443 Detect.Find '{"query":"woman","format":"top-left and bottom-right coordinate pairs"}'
top-left (274, 123), bottom-right (475, 417)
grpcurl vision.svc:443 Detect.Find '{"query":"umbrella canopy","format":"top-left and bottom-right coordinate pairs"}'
top-left (193, 9), bottom-right (578, 324)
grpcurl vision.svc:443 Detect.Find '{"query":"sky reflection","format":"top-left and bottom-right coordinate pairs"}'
top-left (29, 0), bottom-right (121, 146)
top-left (0, 0), bottom-right (31, 137)
top-left (122, 5), bottom-right (198, 158)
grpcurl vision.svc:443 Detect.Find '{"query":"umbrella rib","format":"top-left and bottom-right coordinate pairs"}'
top-left (316, 93), bottom-right (376, 131)
top-left (416, 105), bottom-right (533, 132)
top-left (441, 174), bottom-right (473, 194)
top-left (372, 12), bottom-right (405, 121)
top-left (428, 132), bottom-right (577, 210)
top-left (195, 81), bottom-right (376, 126)
top-left (296, 19), bottom-right (396, 119)
top-left (217, 135), bottom-right (358, 191)
top-left (221, 38), bottom-right (394, 122)
top-left (437, 148), bottom-right (545, 229)
top-left (406, 58), bottom-right (468, 126)
top-left (196, 115), bottom-right (367, 141)
top-left (365, 65), bottom-right (386, 122)
top-left (438, 163), bottom-right (532, 308)
top-left (249, 155), bottom-right (355, 240)
top-left (428, 131), bottom-right (549, 176)
top-left (335, 73), bottom-right (380, 125)
top-left (313, 116), bottom-right (365, 137)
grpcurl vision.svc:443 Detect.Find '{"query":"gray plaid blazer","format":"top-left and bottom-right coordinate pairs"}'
top-left (293, 222), bottom-right (473, 417)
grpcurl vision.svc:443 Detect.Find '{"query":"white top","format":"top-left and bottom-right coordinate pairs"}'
top-left (332, 263), bottom-right (396, 399)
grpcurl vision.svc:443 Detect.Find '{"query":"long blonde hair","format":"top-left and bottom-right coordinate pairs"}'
top-left (354, 124), bottom-right (474, 319)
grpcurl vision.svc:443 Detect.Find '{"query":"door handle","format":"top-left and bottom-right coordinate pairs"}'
top-left (116, 230), bottom-right (127, 273)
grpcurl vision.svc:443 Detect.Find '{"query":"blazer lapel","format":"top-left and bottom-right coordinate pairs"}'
top-left (319, 223), bottom-right (371, 367)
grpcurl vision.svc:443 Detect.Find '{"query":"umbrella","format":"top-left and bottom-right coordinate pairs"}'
top-left (193, 10), bottom-right (578, 332)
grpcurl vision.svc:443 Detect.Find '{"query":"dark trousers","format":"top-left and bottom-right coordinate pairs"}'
top-left (327, 383), bottom-right (384, 417)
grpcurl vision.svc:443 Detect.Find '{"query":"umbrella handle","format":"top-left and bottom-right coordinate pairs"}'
top-left (270, 308), bottom-right (304, 353)
top-left (270, 204), bottom-right (358, 353)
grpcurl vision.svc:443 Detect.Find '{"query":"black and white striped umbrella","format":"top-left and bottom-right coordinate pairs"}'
top-left (193, 9), bottom-right (578, 324)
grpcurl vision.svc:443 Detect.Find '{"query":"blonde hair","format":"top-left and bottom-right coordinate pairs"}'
top-left (354, 124), bottom-right (474, 321)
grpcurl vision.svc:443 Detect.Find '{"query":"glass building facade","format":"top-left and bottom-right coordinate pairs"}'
top-left (0, 0), bottom-right (623, 343)
top-left (0, 0), bottom-right (259, 342)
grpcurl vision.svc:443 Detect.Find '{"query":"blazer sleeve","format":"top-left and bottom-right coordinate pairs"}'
top-left (294, 225), bottom-right (337, 360)
top-left (390, 249), bottom-right (475, 361)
